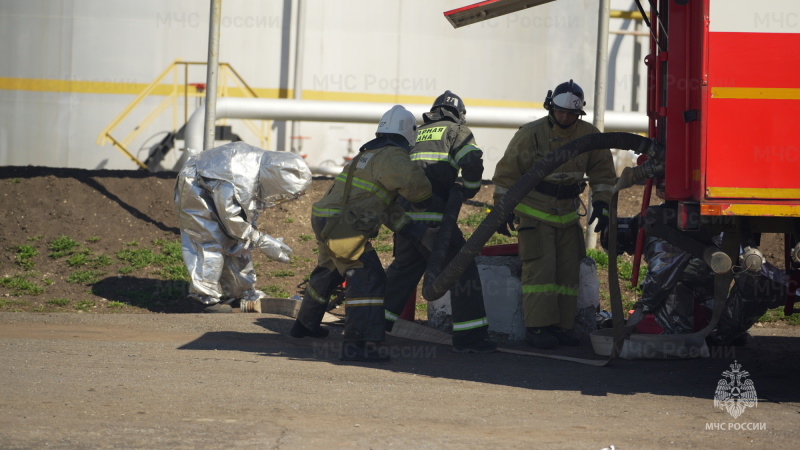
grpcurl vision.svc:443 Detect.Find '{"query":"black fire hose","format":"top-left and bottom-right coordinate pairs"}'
top-left (422, 132), bottom-right (655, 302)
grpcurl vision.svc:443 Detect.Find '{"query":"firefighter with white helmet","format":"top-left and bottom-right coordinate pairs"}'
top-left (174, 142), bottom-right (312, 313)
top-left (492, 80), bottom-right (616, 349)
top-left (290, 105), bottom-right (434, 362)
top-left (383, 90), bottom-right (496, 353)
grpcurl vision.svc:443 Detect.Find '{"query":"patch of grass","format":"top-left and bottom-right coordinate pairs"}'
top-left (269, 269), bottom-right (295, 278)
top-left (0, 275), bottom-right (45, 296)
top-left (27, 235), bottom-right (43, 242)
top-left (14, 244), bottom-right (38, 270)
top-left (376, 227), bottom-right (393, 240)
top-left (67, 270), bottom-right (103, 285)
top-left (108, 301), bottom-right (127, 309)
top-left (759, 309), bottom-right (800, 325)
top-left (415, 303), bottom-right (427, 312)
top-left (285, 217), bottom-right (295, 224)
top-left (46, 298), bottom-right (71, 306)
top-left (586, 248), bottom-right (609, 268)
top-left (262, 284), bottom-right (290, 298)
top-left (373, 243), bottom-right (393, 253)
top-left (86, 236), bottom-right (101, 243)
top-left (74, 300), bottom-right (95, 311)
top-left (66, 248), bottom-right (93, 267)
top-left (9, 178), bottom-right (20, 184)
top-left (116, 247), bottom-right (157, 269)
top-left (486, 234), bottom-right (516, 246)
top-left (118, 266), bottom-right (134, 274)
top-left (458, 212), bottom-right (487, 227)
top-left (49, 235), bottom-right (79, 259)
top-left (156, 239), bottom-right (183, 262)
top-left (125, 241), bottom-right (140, 247)
top-left (90, 254), bottom-right (113, 268)
top-left (154, 263), bottom-right (189, 281)
top-left (299, 233), bottom-right (314, 242)
top-left (0, 299), bottom-right (28, 309)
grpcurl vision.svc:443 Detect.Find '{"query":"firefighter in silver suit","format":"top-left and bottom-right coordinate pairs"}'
top-left (175, 142), bottom-right (312, 313)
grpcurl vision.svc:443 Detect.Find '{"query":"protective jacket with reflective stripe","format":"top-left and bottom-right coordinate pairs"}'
top-left (412, 116), bottom-right (484, 203)
top-left (312, 140), bottom-right (432, 235)
top-left (492, 116), bottom-right (615, 228)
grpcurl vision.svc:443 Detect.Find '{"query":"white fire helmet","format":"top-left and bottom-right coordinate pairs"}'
top-left (545, 79), bottom-right (587, 115)
top-left (375, 105), bottom-right (418, 146)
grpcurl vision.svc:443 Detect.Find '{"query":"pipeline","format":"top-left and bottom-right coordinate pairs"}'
top-left (422, 132), bottom-right (655, 302)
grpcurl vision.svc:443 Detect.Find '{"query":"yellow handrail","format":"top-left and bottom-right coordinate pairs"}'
top-left (97, 59), bottom-right (271, 169)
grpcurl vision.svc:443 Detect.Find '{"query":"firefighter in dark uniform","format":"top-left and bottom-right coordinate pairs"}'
top-left (493, 80), bottom-right (616, 349)
top-left (383, 91), bottom-right (497, 353)
top-left (289, 105), bottom-right (435, 362)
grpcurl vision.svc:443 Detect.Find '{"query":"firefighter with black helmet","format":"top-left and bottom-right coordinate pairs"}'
top-left (289, 105), bottom-right (435, 362)
top-left (492, 80), bottom-right (615, 349)
top-left (383, 90), bottom-right (497, 353)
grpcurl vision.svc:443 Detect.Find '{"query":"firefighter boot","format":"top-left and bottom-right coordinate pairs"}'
top-left (525, 327), bottom-right (559, 349)
top-left (289, 320), bottom-right (330, 338)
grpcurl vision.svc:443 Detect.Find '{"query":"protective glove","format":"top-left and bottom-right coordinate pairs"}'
top-left (256, 234), bottom-right (293, 263)
top-left (420, 226), bottom-right (440, 252)
top-left (496, 213), bottom-right (516, 237)
top-left (589, 201), bottom-right (610, 233)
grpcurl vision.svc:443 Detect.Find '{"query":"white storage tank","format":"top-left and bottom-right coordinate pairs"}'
top-left (0, 0), bottom-right (646, 177)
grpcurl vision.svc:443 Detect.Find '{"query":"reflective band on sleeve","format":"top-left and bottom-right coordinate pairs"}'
top-left (312, 206), bottom-right (341, 217)
top-left (407, 211), bottom-right (444, 222)
top-left (384, 310), bottom-right (399, 322)
top-left (334, 173), bottom-right (392, 204)
top-left (411, 152), bottom-right (458, 169)
top-left (522, 283), bottom-right (578, 296)
top-left (514, 204), bottom-right (578, 224)
top-left (345, 298), bottom-right (384, 307)
top-left (416, 126), bottom-right (447, 142)
top-left (454, 144), bottom-right (481, 164)
top-left (390, 213), bottom-right (411, 231)
top-left (462, 179), bottom-right (481, 189)
top-left (452, 317), bottom-right (489, 331)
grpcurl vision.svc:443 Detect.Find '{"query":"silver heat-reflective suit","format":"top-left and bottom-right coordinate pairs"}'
top-left (174, 142), bottom-right (312, 305)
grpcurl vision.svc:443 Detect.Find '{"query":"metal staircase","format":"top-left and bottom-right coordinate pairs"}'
top-left (97, 59), bottom-right (270, 170)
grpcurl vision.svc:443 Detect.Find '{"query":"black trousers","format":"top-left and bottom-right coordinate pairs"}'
top-left (384, 228), bottom-right (490, 345)
top-left (296, 216), bottom-right (386, 342)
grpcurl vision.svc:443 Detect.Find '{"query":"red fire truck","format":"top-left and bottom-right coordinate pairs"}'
top-left (445, 0), bottom-right (800, 317)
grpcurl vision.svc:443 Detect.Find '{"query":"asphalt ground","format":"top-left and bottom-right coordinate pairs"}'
top-left (1, 312), bottom-right (799, 449)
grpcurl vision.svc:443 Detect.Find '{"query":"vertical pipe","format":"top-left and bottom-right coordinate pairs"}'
top-left (184, 63), bottom-right (189, 126)
top-left (631, 19), bottom-right (642, 112)
top-left (290, 0), bottom-right (305, 153)
top-left (586, 0), bottom-right (611, 249)
top-left (203, 0), bottom-right (222, 151)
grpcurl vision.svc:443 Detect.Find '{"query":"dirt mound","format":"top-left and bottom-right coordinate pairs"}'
top-left (0, 165), bottom-right (786, 317)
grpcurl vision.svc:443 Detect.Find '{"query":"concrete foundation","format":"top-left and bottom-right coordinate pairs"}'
top-left (427, 255), bottom-right (601, 342)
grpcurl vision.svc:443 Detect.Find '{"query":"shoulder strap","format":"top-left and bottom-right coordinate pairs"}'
top-left (341, 156), bottom-right (359, 206)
